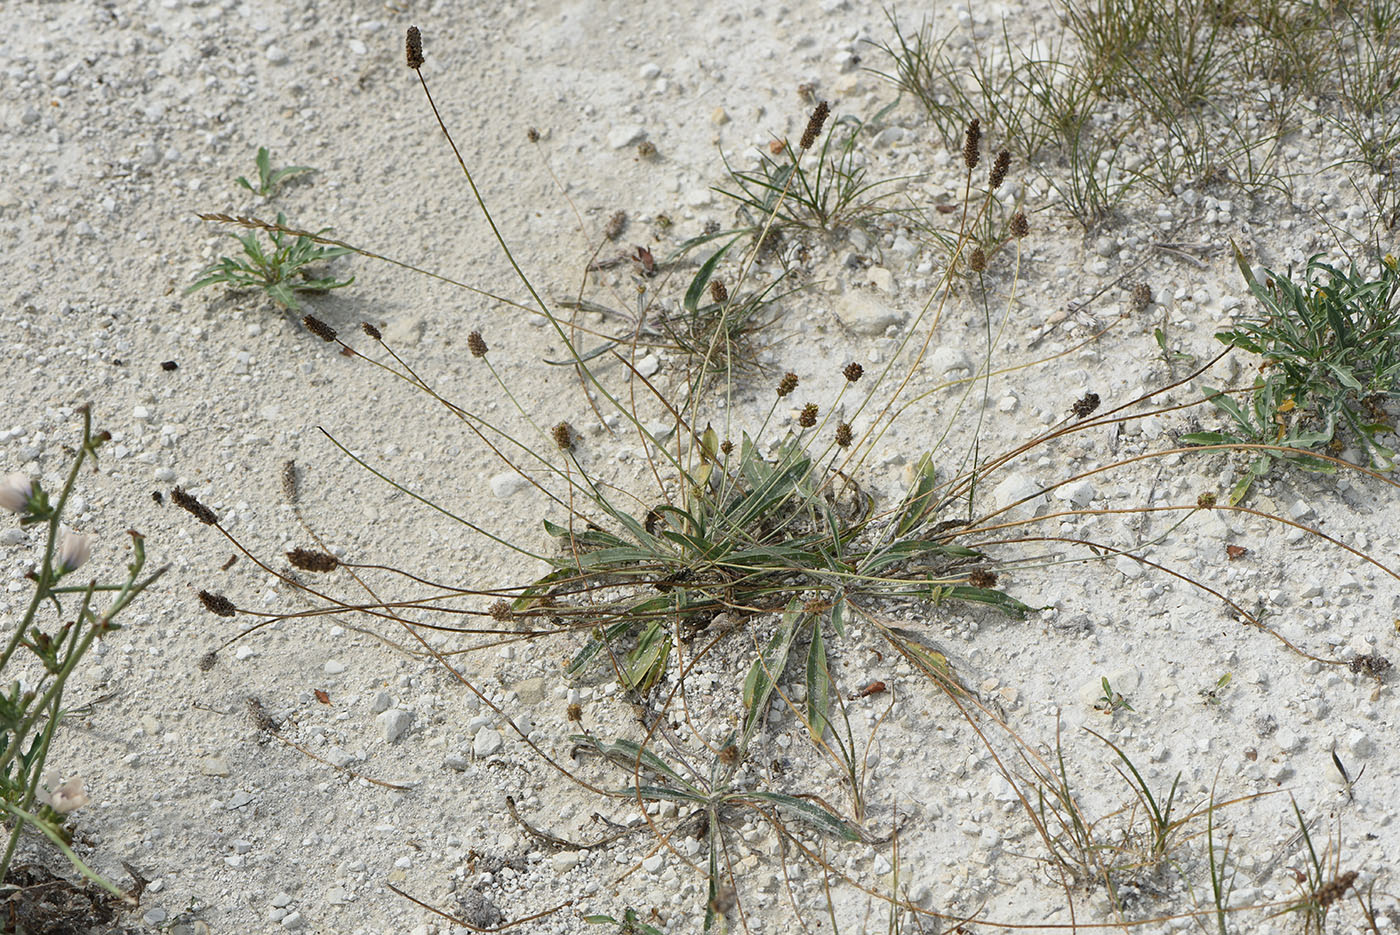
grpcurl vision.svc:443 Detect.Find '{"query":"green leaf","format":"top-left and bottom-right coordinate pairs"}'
top-left (804, 621), bottom-right (832, 743)
top-left (622, 622), bottom-right (672, 692)
top-left (568, 735), bottom-right (701, 795)
top-left (741, 599), bottom-right (804, 747)
top-left (684, 234), bottom-right (743, 314)
top-left (739, 791), bottom-right (864, 841)
top-left (896, 453), bottom-right (938, 535)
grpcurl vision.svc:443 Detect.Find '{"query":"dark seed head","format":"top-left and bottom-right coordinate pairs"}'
top-left (842, 362), bottom-right (863, 383)
top-left (1010, 210), bottom-right (1029, 239)
top-left (968, 569), bottom-right (998, 588)
top-left (709, 279), bottom-right (728, 304)
top-left (777, 371), bottom-right (799, 397)
top-left (197, 651), bottom-right (218, 672)
top-left (303, 315), bottom-right (337, 343)
top-left (489, 599), bottom-right (514, 622)
top-left (287, 548), bottom-right (340, 573)
top-left (720, 440), bottom-right (734, 455)
top-left (280, 460), bottom-right (298, 504)
top-left (962, 119), bottom-right (981, 171)
top-left (1071, 392), bottom-right (1100, 418)
top-left (989, 149), bottom-right (1010, 190)
top-left (604, 211), bottom-right (626, 241)
top-left (835, 422), bottom-right (853, 447)
top-left (247, 696), bottom-right (279, 733)
top-left (1131, 282), bottom-right (1152, 313)
top-left (969, 246), bottom-right (987, 273)
top-left (526, 126), bottom-right (540, 143)
top-left (1196, 492), bottom-right (1218, 509)
top-left (160, 360), bottom-right (178, 371)
top-left (800, 100), bottom-right (830, 151)
top-left (468, 331), bottom-right (488, 358)
top-left (552, 421), bottom-right (574, 451)
top-left (171, 486), bottom-right (218, 525)
top-left (198, 590), bottom-right (236, 618)
top-left (362, 321), bottom-right (382, 340)
top-left (405, 26), bottom-right (424, 70)
top-left (566, 703), bottom-right (583, 722)
top-left (798, 403), bottom-right (818, 428)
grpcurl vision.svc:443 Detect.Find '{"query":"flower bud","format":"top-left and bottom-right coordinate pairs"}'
top-left (41, 774), bottom-right (88, 814)
top-left (0, 473), bottom-right (32, 513)
top-left (56, 530), bottom-right (92, 575)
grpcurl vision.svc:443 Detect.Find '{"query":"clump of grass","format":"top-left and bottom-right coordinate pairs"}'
top-left (187, 210), bottom-right (353, 312)
top-left (234, 145), bottom-right (316, 197)
top-left (1185, 250), bottom-right (1400, 501)
top-left (184, 25), bottom-right (1400, 935)
top-left (0, 408), bottom-right (165, 898)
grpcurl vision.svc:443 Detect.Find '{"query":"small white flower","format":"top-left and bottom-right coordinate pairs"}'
top-left (0, 473), bottom-right (32, 513)
top-left (56, 529), bottom-right (92, 575)
top-left (39, 774), bottom-right (89, 814)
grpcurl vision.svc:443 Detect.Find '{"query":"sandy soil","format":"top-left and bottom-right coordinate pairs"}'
top-left (2, 0), bottom-right (1398, 933)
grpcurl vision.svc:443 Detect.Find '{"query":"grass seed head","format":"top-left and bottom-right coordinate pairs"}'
top-left (468, 330), bottom-right (489, 358)
top-left (489, 599), bottom-right (514, 622)
top-left (604, 211), bottom-right (626, 240)
top-left (777, 371), bottom-right (799, 397)
top-left (197, 651), bottom-right (218, 671)
top-left (843, 362), bottom-right (863, 382)
top-left (990, 149), bottom-right (1010, 189)
top-left (405, 26), bottom-right (424, 70)
top-left (1131, 282), bottom-right (1152, 313)
top-left (969, 569), bottom-right (999, 588)
top-left (720, 439), bottom-right (734, 455)
top-left (798, 403), bottom-right (818, 427)
top-left (709, 279), bottom-right (728, 304)
top-left (835, 422), bottom-right (853, 447)
top-left (287, 548), bottom-right (340, 572)
top-left (1010, 210), bottom-right (1029, 238)
top-left (963, 118), bottom-right (981, 171)
top-left (800, 100), bottom-right (830, 150)
top-left (1071, 392), bottom-right (1100, 418)
top-left (198, 590), bottom-right (236, 617)
top-left (303, 315), bottom-right (337, 342)
top-left (1315, 870), bottom-right (1357, 907)
top-left (362, 321), bottom-right (382, 340)
top-left (280, 459), bottom-right (298, 504)
top-left (171, 486), bottom-right (218, 525)
top-left (567, 703), bottom-right (583, 722)
top-left (552, 421), bottom-right (574, 450)
top-left (969, 246), bottom-right (987, 273)
top-left (1197, 492), bottom-right (1218, 509)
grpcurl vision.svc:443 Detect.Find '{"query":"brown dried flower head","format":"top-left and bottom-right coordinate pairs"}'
top-left (247, 697), bottom-right (279, 733)
top-left (467, 331), bottom-right (488, 358)
top-left (604, 211), bottom-right (626, 241)
top-left (405, 26), bottom-right (424, 70)
top-left (969, 246), bottom-right (987, 273)
top-left (1010, 210), bottom-right (1029, 238)
top-left (968, 569), bottom-right (999, 589)
top-left (197, 651), bottom-right (218, 672)
top-left (526, 126), bottom-right (540, 143)
top-left (1071, 392), bottom-right (1100, 418)
top-left (1315, 870), bottom-right (1358, 907)
top-left (1131, 282), bottom-right (1152, 314)
top-left (552, 421), bottom-right (574, 450)
top-left (720, 439), bottom-right (734, 455)
top-left (718, 745), bottom-right (740, 765)
top-left (798, 403), bottom-right (819, 428)
top-left (280, 459), bottom-right (298, 504)
top-left (362, 321), bottom-right (382, 341)
top-left (303, 315), bottom-right (337, 343)
top-left (171, 486), bottom-right (218, 525)
top-left (835, 422), bottom-right (853, 447)
top-left (777, 371), bottom-right (799, 397)
top-left (989, 149), bottom-right (1010, 190)
top-left (287, 548), bottom-right (340, 573)
top-left (800, 100), bottom-right (830, 150)
top-left (709, 279), bottom-right (728, 304)
top-left (566, 703), bottom-right (583, 722)
top-left (962, 118), bottom-right (981, 171)
top-left (842, 362), bottom-right (863, 383)
top-left (488, 599), bottom-right (514, 622)
top-left (198, 590), bottom-right (236, 618)
top-left (1196, 492), bottom-right (1218, 509)
top-left (1349, 653), bottom-right (1392, 676)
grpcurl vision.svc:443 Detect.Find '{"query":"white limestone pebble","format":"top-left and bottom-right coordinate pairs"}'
top-left (377, 708), bottom-right (413, 744)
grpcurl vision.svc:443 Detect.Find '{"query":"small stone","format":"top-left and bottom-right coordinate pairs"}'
top-left (639, 63), bottom-right (661, 80)
top-left (200, 756), bottom-right (232, 777)
top-left (1347, 729), bottom-right (1372, 757)
top-left (143, 908), bottom-right (168, 925)
top-left (280, 910), bottom-right (305, 930)
top-left (642, 854), bottom-right (664, 873)
top-left (711, 107), bottom-right (729, 125)
top-left (833, 292), bottom-right (905, 336)
top-left (133, 405), bottom-right (151, 420)
top-left (608, 125), bottom-right (645, 149)
top-left (271, 892), bottom-right (294, 909)
top-left (930, 346), bottom-right (971, 374)
top-left (0, 528), bottom-right (25, 546)
top-left (489, 472), bottom-right (530, 498)
top-left (445, 754), bottom-right (470, 771)
top-left (385, 315), bottom-right (425, 348)
top-left (473, 729), bottom-right (503, 757)
top-left (226, 791), bottom-right (254, 810)
top-left (553, 850), bottom-right (582, 873)
top-left (324, 660), bottom-right (346, 675)
top-left (371, 691), bottom-right (392, 714)
top-left (377, 708), bottom-right (413, 744)
top-left (154, 467), bottom-right (176, 482)
top-left (992, 473), bottom-right (1041, 512)
top-left (637, 354), bottom-right (661, 377)
top-left (867, 267), bottom-right (895, 294)
top-left (1286, 499), bottom-right (1313, 521)
top-left (266, 45), bottom-right (288, 65)
top-left (1055, 479), bottom-right (1095, 508)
